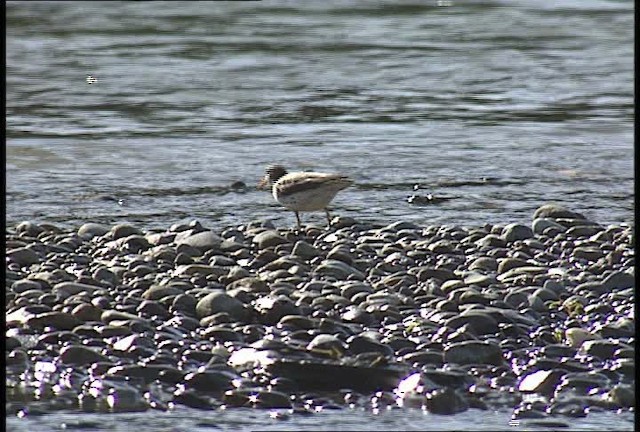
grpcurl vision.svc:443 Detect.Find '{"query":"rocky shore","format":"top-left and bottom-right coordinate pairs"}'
top-left (5, 204), bottom-right (635, 425)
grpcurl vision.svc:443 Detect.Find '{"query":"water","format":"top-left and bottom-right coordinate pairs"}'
top-left (4, 407), bottom-right (637, 432)
top-left (6, 0), bottom-right (634, 232)
top-left (5, 1), bottom-right (635, 430)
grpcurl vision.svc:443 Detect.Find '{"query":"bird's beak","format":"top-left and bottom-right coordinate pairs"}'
top-left (257, 175), bottom-right (269, 190)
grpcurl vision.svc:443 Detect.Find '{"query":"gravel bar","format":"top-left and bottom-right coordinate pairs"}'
top-left (5, 203), bottom-right (634, 424)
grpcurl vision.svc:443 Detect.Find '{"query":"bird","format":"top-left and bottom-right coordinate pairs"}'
top-left (258, 164), bottom-right (353, 228)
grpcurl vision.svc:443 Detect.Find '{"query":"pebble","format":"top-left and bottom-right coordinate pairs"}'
top-left (252, 230), bottom-right (289, 249)
top-left (443, 340), bottom-right (504, 366)
top-left (7, 247), bottom-right (41, 266)
top-left (501, 223), bottom-right (534, 242)
top-left (533, 204), bottom-right (586, 220)
top-left (314, 259), bottom-right (366, 280)
top-left (77, 223), bottom-right (111, 239)
top-left (175, 230), bottom-right (222, 252)
top-left (532, 218), bottom-right (567, 235)
top-left (59, 345), bottom-right (109, 365)
top-left (195, 291), bottom-right (250, 322)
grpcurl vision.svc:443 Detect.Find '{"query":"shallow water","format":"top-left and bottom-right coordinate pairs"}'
top-left (4, 407), bottom-right (637, 432)
top-left (6, 0), bottom-right (634, 232)
top-left (5, 0), bottom-right (635, 430)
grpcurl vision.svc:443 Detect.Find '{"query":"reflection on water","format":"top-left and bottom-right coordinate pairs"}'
top-left (6, 0), bottom-right (633, 233)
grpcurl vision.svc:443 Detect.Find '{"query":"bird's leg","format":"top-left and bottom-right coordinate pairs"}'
top-left (325, 208), bottom-right (332, 225)
top-left (295, 211), bottom-right (302, 229)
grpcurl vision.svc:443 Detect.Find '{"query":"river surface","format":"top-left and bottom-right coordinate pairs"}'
top-left (5, 0), bottom-right (635, 431)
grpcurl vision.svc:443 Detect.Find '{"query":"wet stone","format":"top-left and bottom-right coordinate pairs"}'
top-left (424, 388), bottom-right (470, 415)
top-left (182, 370), bottom-right (238, 394)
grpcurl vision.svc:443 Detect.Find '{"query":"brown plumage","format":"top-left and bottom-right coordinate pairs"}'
top-left (258, 165), bottom-right (353, 228)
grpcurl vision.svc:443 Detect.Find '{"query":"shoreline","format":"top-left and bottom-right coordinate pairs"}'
top-left (6, 203), bottom-right (635, 423)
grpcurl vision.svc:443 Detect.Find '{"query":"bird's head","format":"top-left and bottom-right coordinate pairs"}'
top-left (258, 164), bottom-right (288, 189)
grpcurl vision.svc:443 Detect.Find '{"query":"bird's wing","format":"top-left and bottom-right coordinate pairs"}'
top-left (276, 172), bottom-right (352, 196)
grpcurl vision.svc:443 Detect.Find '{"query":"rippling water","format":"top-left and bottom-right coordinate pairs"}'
top-left (6, 0), bottom-right (634, 232)
top-left (4, 406), bottom-right (637, 432)
top-left (5, 0), bottom-right (635, 430)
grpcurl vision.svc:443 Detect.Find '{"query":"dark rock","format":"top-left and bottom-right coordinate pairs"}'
top-left (172, 389), bottom-right (215, 409)
top-left (254, 295), bottom-right (300, 325)
top-left (445, 311), bottom-right (499, 336)
top-left (602, 271), bottom-right (634, 290)
top-left (71, 303), bottom-right (104, 322)
top-left (27, 312), bottom-right (82, 331)
top-left (7, 247), bottom-right (41, 267)
top-left (11, 279), bottom-right (44, 294)
top-left (182, 370), bottom-right (237, 393)
top-left (444, 340), bottom-right (504, 366)
top-left (424, 388), bottom-right (469, 415)
top-left (59, 345), bottom-right (109, 365)
top-left (346, 335), bottom-right (394, 357)
top-left (579, 340), bottom-right (627, 361)
top-left (265, 359), bottom-right (408, 392)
